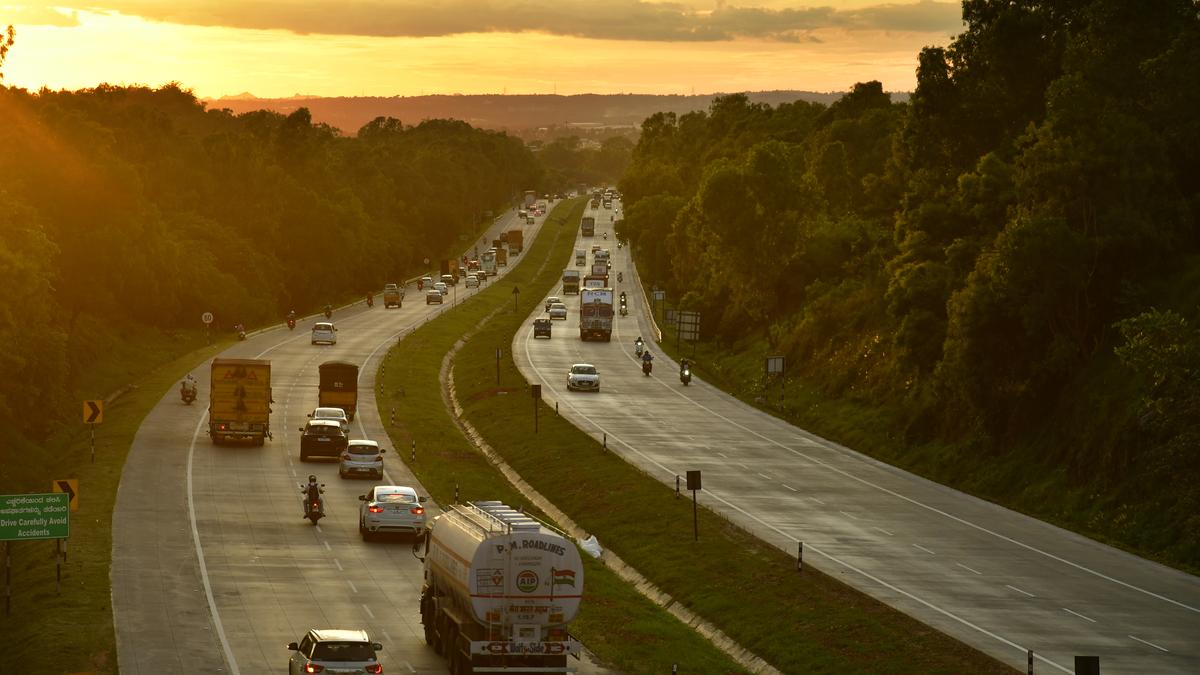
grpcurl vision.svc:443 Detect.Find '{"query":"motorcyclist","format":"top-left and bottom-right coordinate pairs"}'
top-left (680, 358), bottom-right (691, 375)
top-left (235, 323), bottom-right (246, 339)
top-left (617, 272), bottom-right (623, 283)
top-left (301, 475), bottom-right (324, 517)
top-left (287, 310), bottom-right (296, 321)
top-left (634, 336), bottom-right (644, 356)
top-left (366, 292), bottom-right (374, 307)
top-left (180, 374), bottom-right (197, 398)
top-left (323, 304), bottom-right (333, 318)
top-left (641, 350), bottom-right (654, 373)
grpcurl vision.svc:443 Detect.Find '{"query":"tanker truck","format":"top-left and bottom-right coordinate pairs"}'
top-left (413, 501), bottom-right (583, 674)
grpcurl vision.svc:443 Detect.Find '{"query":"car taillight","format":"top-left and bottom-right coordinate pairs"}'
top-left (365, 664), bottom-right (382, 674)
top-left (369, 505), bottom-right (384, 513)
top-left (304, 664), bottom-right (324, 673)
top-left (411, 506), bottom-right (425, 515)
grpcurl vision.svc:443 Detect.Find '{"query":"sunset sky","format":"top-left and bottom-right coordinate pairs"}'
top-left (2, 1), bottom-right (964, 97)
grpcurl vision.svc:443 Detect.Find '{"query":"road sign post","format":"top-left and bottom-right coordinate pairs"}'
top-left (686, 470), bottom-right (702, 542)
top-left (0, 493), bottom-right (70, 542)
top-left (495, 348), bottom-right (502, 386)
top-left (202, 311), bottom-right (213, 343)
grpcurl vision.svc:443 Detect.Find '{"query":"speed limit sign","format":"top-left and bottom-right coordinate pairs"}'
top-left (201, 312), bottom-right (214, 325)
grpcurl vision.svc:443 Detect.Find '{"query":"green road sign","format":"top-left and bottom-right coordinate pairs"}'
top-left (0, 493), bottom-right (70, 541)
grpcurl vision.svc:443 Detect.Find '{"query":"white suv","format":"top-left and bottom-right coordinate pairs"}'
top-left (287, 628), bottom-right (382, 674)
top-left (311, 322), bottom-right (337, 345)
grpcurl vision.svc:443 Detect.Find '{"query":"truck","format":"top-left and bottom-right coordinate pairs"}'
top-left (318, 360), bottom-right (359, 420)
top-left (574, 249), bottom-right (586, 266)
top-left (383, 283), bottom-right (403, 308)
top-left (440, 259), bottom-right (461, 283)
top-left (208, 358), bottom-right (272, 445)
top-left (507, 230), bottom-right (524, 255)
top-left (415, 501), bottom-right (583, 675)
top-left (561, 269), bottom-right (581, 295)
top-left (581, 216), bottom-right (595, 237)
top-left (524, 190), bottom-right (538, 208)
top-left (480, 250), bottom-right (497, 276)
top-left (590, 262), bottom-right (609, 280)
top-left (579, 288), bottom-right (614, 341)
top-left (496, 247), bottom-right (508, 267)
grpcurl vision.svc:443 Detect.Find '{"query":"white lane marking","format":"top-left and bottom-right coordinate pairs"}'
top-left (1006, 584), bottom-right (1036, 598)
top-left (912, 544), bottom-right (936, 555)
top-left (738, 463), bottom-right (749, 470)
top-left (956, 563), bottom-right (982, 575)
top-left (1129, 635), bottom-right (1169, 652)
top-left (758, 473), bottom-right (772, 481)
top-left (809, 497), bottom-right (825, 505)
top-left (334, 559), bottom-right (343, 571)
top-left (839, 510), bottom-right (859, 520)
top-left (527, 330), bottom-right (1200, 617)
top-left (348, 580), bottom-right (359, 594)
top-left (186, 414), bottom-right (241, 675)
top-left (314, 525), bottom-right (322, 534)
top-left (323, 540), bottom-right (332, 552)
top-left (874, 527), bottom-right (894, 536)
top-left (403, 661), bottom-right (417, 673)
top-left (381, 629), bottom-right (393, 643)
top-left (781, 484), bottom-right (798, 492)
top-left (717, 452), bottom-right (727, 458)
top-left (1062, 607), bottom-right (1096, 623)
top-left (362, 603), bottom-right (375, 619)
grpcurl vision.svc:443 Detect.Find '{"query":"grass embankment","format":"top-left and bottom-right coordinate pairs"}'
top-left (378, 200), bottom-right (1011, 673)
top-left (0, 324), bottom-right (227, 674)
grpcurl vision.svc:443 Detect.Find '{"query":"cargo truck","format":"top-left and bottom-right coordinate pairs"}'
top-left (581, 216), bottom-right (595, 237)
top-left (318, 360), bottom-right (358, 420)
top-left (440, 259), bottom-right (461, 283)
top-left (579, 288), bottom-right (614, 341)
top-left (383, 283), bottom-right (403, 308)
top-left (507, 230), bottom-right (524, 255)
top-left (415, 501), bottom-right (583, 675)
top-left (208, 358), bottom-right (272, 445)
top-left (575, 249), bottom-right (586, 266)
top-left (561, 269), bottom-right (581, 295)
top-left (524, 190), bottom-right (537, 208)
top-left (496, 247), bottom-right (508, 267)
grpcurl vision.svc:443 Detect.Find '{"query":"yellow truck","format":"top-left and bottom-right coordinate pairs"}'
top-left (318, 360), bottom-right (359, 420)
top-left (208, 358), bottom-right (272, 445)
top-left (383, 283), bottom-right (404, 308)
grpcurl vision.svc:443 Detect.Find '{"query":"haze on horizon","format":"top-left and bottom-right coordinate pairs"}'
top-left (2, 1), bottom-right (963, 98)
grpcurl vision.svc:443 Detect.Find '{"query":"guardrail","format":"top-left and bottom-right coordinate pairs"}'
top-left (626, 244), bottom-right (663, 343)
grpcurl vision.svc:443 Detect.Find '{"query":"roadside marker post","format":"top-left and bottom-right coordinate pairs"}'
top-left (798, 542), bottom-right (803, 573)
top-left (686, 471), bottom-right (701, 542)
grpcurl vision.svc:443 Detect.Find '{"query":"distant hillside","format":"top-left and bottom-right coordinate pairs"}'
top-left (203, 91), bottom-right (908, 136)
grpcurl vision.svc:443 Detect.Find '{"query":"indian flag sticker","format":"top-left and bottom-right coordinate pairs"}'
top-left (552, 569), bottom-right (576, 588)
top-left (516, 570), bottom-right (539, 593)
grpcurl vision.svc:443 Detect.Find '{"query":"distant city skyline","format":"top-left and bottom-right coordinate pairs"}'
top-left (3, 1), bottom-right (963, 97)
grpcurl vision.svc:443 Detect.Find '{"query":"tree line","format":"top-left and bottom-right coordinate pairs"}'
top-left (617, 0), bottom-right (1200, 566)
top-left (0, 82), bottom-right (541, 438)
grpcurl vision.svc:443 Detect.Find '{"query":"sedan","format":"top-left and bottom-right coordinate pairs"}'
top-left (433, 281), bottom-right (448, 296)
top-left (425, 289), bottom-right (443, 305)
top-left (308, 406), bottom-right (349, 433)
top-left (567, 363), bottom-right (600, 392)
top-left (339, 440), bottom-right (386, 479)
top-left (358, 485), bottom-right (428, 541)
top-left (465, 275), bottom-right (479, 288)
top-left (548, 303), bottom-right (568, 320)
top-left (544, 296), bottom-right (562, 311)
top-left (311, 322), bottom-right (337, 345)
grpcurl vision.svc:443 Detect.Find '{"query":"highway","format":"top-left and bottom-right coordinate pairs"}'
top-left (512, 200), bottom-right (1200, 675)
top-left (110, 202), bottom-right (608, 674)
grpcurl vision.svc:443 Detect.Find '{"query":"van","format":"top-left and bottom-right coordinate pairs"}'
top-left (575, 249), bottom-right (586, 266)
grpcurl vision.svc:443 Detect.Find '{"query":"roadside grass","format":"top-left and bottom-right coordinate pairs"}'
top-left (0, 323), bottom-right (227, 674)
top-left (378, 200), bottom-right (1011, 673)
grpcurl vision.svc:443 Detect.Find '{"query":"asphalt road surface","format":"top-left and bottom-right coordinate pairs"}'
top-left (513, 200), bottom-right (1200, 675)
top-left (111, 202), bottom-right (610, 674)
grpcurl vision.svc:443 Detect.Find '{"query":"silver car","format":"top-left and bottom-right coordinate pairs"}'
top-left (287, 628), bottom-right (382, 675)
top-left (339, 440), bottom-right (385, 479)
top-left (358, 485), bottom-right (428, 541)
top-left (308, 407), bottom-right (349, 433)
top-left (549, 302), bottom-right (568, 320)
top-left (567, 363), bottom-right (600, 392)
top-left (311, 322), bottom-right (337, 345)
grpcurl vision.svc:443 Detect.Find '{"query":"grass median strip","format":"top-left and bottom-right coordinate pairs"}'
top-left (381, 199), bottom-right (1011, 674)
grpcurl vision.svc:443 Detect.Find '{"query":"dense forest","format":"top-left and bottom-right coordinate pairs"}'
top-left (0, 81), bottom-right (541, 439)
top-left (618, 0), bottom-right (1200, 568)
top-left (535, 135), bottom-right (634, 191)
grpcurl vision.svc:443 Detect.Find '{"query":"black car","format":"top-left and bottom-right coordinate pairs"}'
top-left (533, 318), bottom-right (552, 339)
top-left (299, 419), bottom-right (348, 461)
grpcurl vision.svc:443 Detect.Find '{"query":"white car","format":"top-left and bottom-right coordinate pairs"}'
top-left (425, 289), bottom-right (443, 304)
top-left (567, 363), bottom-right (600, 392)
top-left (339, 440), bottom-right (385, 479)
top-left (548, 303), bottom-right (568, 320)
top-left (308, 407), bottom-right (349, 433)
top-left (544, 296), bottom-right (562, 311)
top-left (465, 275), bottom-right (479, 288)
top-left (358, 485), bottom-right (428, 541)
top-left (287, 628), bottom-right (382, 675)
top-left (311, 322), bottom-right (337, 345)
top-left (433, 281), bottom-right (448, 296)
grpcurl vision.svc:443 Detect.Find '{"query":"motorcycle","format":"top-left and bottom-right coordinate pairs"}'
top-left (323, 307), bottom-right (333, 319)
top-left (287, 318), bottom-right (296, 330)
top-left (680, 366), bottom-right (692, 386)
top-left (642, 359), bottom-right (653, 376)
top-left (300, 483), bottom-right (326, 524)
top-left (366, 294), bottom-right (374, 307)
top-left (617, 272), bottom-right (623, 283)
top-left (235, 324), bottom-right (246, 341)
top-left (620, 304), bottom-right (628, 317)
top-left (635, 341), bottom-right (644, 358)
top-left (180, 381), bottom-right (197, 404)
top-left (603, 232), bottom-right (608, 240)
